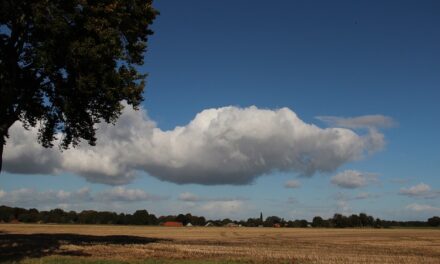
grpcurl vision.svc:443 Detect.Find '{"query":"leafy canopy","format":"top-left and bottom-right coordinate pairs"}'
top-left (0, 0), bottom-right (158, 148)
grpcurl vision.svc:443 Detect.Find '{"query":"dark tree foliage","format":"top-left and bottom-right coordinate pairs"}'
top-left (245, 217), bottom-right (261, 227)
top-left (264, 216), bottom-right (282, 227)
top-left (0, 0), bottom-right (158, 172)
top-left (220, 218), bottom-right (233, 226)
top-left (285, 219), bottom-right (308, 228)
top-left (131, 209), bottom-right (157, 225)
top-left (0, 205), bottom-right (438, 228)
top-left (311, 216), bottom-right (324, 227)
top-left (172, 213), bottom-right (206, 226)
top-left (428, 216), bottom-right (440, 227)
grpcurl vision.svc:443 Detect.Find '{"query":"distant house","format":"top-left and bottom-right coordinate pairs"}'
top-left (273, 223), bottom-right (281, 228)
top-left (205, 222), bottom-right (214, 227)
top-left (161, 221), bottom-right (183, 227)
top-left (186, 222), bottom-right (193, 227)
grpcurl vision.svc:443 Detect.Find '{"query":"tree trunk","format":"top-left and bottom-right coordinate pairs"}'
top-left (0, 119), bottom-right (17, 174)
top-left (0, 115), bottom-right (20, 174)
top-left (0, 125), bottom-right (11, 174)
top-left (0, 136), bottom-right (4, 174)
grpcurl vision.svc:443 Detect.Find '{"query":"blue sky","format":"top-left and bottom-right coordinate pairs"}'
top-left (1, 0), bottom-right (440, 221)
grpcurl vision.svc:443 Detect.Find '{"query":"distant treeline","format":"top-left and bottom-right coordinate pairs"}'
top-left (1, 205), bottom-right (439, 228)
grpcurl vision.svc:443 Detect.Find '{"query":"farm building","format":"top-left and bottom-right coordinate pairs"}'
top-left (186, 223), bottom-right (193, 227)
top-left (205, 222), bottom-right (214, 227)
top-left (161, 221), bottom-right (183, 227)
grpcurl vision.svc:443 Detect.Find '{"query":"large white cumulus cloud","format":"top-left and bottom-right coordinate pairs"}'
top-left (4, 105), bottom-right (387, 185)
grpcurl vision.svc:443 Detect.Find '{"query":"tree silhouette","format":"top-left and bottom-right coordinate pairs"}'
top-left (0, 0), bottom-right (158, 172)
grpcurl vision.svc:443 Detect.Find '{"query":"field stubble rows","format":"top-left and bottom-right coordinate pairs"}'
top-left (0, 224), bottom-right (439, 263)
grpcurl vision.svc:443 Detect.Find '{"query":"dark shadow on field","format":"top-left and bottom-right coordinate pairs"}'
top-left (0, 233), bottom-right (165, 262)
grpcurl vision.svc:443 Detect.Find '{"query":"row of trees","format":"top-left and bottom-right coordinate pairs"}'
top-left (0, 206), bottom-right (158, 225)
top-left (1, 205), bottom-right (439, 228)
top-left (309, 213), bottom-right (433, 228)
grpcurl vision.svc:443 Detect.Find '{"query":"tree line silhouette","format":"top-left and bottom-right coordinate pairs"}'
top-left (1, 205), bottom-right (439, 228)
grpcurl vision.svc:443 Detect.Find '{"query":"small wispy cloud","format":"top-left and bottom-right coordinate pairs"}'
top-left (199, 200), bottom-right (245, 216)
top-left (0, 188), bottom-right (92, 207)
top-left (331, 170), bottom-right (379, 189)
top-left (287, 197), bottom-right (298, 204)
top-left (390, 177), bottom-right (413, 184)
top-left (177, 192), bottom-right (247, 203)
top-left (406, 203), bottom-right (440, 213)
top-left (354, 192), bottom-right (380, 200)
top-left (399, 183), bottom-right (440, 199)
top-left (178, 192), bottom-right (200, 202)
top-left (0, 187), bottom-right (167, 209)
top-left (316, 115), bottom-right (396, 129)
top-left (284, 180), bottom-right (301, 189)
top-left (98, 187), bottom-right (167, 202)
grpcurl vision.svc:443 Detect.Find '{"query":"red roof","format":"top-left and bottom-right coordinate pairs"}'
top-left (162, 221), bottom-right (183, 227)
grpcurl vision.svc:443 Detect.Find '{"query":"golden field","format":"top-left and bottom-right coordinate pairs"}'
top-left (1, 224), bottom-right (439, 264)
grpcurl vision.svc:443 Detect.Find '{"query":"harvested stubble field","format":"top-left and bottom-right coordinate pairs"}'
top-left (0, 224), bottom-right (439, 264)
